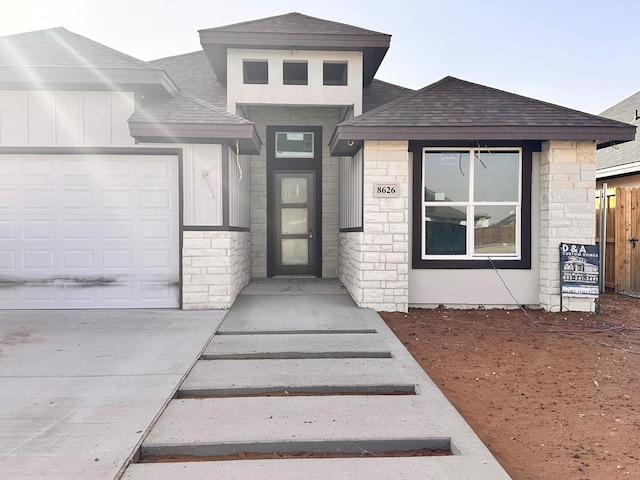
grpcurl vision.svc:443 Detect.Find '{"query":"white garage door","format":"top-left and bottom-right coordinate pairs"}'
top-left (0, 152), bottom-right (180, 309)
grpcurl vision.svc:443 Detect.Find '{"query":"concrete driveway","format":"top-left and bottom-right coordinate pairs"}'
top-left (0, 309), bottom-right (225, 479)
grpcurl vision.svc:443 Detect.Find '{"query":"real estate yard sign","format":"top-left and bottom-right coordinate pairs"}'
top-left (559, 243), bottom-right (599, 297)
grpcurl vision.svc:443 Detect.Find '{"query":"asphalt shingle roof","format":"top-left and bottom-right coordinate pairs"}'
top-left (130, 91), bottom-right (251, 125)
top-left (343, 76), bottom-right (633, 129)
top-left (0, 27), bottom-right (178, 96)
top-left (0, 27), bottom-right (150, 69)
top-left (597, 91), bottom-right (640, 173)
top-left (331, 76), bottom-right (635, 155)
top-left (199, 12), bottom-right (388, 37)
top-left (363, 79), bottom-right (414, 113)
top-left (150, 51), bottom-right (227, 109)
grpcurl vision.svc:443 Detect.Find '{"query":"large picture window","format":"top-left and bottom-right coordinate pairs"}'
top-left (421, 148), bottom-right (522, 261)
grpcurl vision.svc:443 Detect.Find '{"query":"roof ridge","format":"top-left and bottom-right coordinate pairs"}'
top-left (149, 50), bottom-right (204, 64)
top-left (199, 12), bottom-right (388, 36)
top-left (52, 27), bottom-right (156, 71)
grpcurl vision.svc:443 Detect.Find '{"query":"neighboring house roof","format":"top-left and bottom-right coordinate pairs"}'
top-left (0, 27), bottom-right (178, 96)
top-left (149, 51), bottom-right (227, 109)
top-left (129, 91), bottom-right (260, 153)
top-left (596, 91), bottom-right (640, 179)
top-left (198, 12), bottom-right (390, 86)
top-left (331, 76), bottom-right (636, 155)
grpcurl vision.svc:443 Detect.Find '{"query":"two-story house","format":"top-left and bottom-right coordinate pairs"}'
top-left (0, 12), bottom-right (634, 312)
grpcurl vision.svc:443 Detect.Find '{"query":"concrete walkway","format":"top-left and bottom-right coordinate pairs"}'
top-left (0, 309), bottom-right (225, 479)
top-left (122, 279), bottom-right (511, 479)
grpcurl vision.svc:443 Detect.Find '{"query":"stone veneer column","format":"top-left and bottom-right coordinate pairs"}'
top-left (342, 140), bottom-right (409, 312)
top-left (182, 231), bottom-right (251, 309)
top-left (539, 140), bottom-right (597, 312)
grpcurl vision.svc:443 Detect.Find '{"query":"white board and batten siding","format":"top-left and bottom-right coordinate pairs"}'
top-left (228, 151), bottom-right (250, 229)
top-left (339, 150), bottom-right (363, 230)
top-left (0, 90), bottom-right (134, 146)
top-left (181, 144), bottom-right (224, 227)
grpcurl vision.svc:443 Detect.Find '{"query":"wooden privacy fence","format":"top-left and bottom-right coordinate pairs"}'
top-left (596, 187), bottom-right (640, 293)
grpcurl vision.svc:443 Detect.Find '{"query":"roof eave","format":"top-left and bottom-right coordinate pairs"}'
top-left (330, 125), bottom-right (637, 155)
top-left (596, 161), bottom-right (640, 180)
top-left (0, 66), bottom-right (180, 96)
top-left (128, 121), bottom-right (262, 154)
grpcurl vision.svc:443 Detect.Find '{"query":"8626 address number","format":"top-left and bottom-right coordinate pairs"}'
top-left (373, 183), bottom-right (399, 197)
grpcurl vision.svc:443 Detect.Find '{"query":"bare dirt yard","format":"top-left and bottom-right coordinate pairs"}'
top-left (381, 293), bottom-right (640, 480)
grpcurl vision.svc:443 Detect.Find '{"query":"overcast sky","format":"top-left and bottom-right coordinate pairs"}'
top-left (2, 0), bottom-right (638, 115)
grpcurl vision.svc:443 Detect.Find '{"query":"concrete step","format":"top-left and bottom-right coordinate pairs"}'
top-left (218, 294), bottom-right (382, 333)
top-left (203, 333), bottom-right (393, 359)
top-left (179, 358), bottom-right (417, 396)
top-left (123, 456), bottom-right (511, 480)
top-left (141, 396), bottom-right (463, 458)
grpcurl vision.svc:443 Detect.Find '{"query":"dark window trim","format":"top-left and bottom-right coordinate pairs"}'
top-left (339, 227), bottom-right (364, 233)
top-left (283, 60), bottom-right (308, 86)
top-left (410, 141), bottom-right (538, 270)
top-left (323, 61), bottom-right (348, 86)
top-left (243, 60), bottom-right (268, 85)
top-left (183, 226), bottom-right (250, 232)
top-left (266, 125), bottom-right (323, 278)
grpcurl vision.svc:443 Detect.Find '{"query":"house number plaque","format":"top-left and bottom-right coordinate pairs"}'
top-left (373, 183), bottom-right (399, 197)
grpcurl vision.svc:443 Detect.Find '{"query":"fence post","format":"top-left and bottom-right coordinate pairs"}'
top-left (599, 183), bottom-right (607, 293)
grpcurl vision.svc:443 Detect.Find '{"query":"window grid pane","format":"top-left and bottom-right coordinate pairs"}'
top-left (422, 148), bottom-right (521, 260)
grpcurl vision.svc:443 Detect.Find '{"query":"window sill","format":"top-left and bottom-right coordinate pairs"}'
top-left (412, 257), bottom-right (531, 270)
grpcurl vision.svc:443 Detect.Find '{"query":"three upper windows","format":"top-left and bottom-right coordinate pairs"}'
top-left (242, 59), bottom-right (348, 86)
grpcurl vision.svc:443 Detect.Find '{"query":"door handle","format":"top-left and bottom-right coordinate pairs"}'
top-left (309, 229), bottom-right (313, 240)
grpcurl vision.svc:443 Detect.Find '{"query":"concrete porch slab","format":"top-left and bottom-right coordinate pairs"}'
top-left (217, 294), bottom-right (378, 333)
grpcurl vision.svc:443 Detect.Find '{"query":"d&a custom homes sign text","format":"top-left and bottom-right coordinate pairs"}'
top-left (559, 243), bottom-right (599, 297)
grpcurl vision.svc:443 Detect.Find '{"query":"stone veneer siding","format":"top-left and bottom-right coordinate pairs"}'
top-left (338, 141), bottom-right (409, 312)
top-left (182, 231), bottom-right (251, 309)
top-left (244, 105), bottom-right (342, 278)
top-left (539, 140), bottom-right (597, 312)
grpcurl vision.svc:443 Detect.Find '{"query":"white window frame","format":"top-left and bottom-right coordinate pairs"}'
top-left (421, 147), bottom-right (523, 260)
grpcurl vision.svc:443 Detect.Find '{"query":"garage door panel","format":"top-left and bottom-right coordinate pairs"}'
top-left (62, 190), bottom-right (95, 210)
top-left (0, 251), bottom-right (15, 269)
top-left (24, 250), bottom-right (55, 269)
top-left (62, 249), bottom-right (94, 269)
top-left (0, 152), bottom-right (179, 309)
top-left (0, 221), bottom-right (15, 239)
top-left (23, 220), bottom-right (55, 240)
top-left (0, 189), bottom-right (15, 208)
top-left (62, 220), bottom-right (94, 239)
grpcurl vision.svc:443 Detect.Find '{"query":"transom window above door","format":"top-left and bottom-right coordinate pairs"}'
top-left (421, 147), bottom-right (522, 260)
top-left (275, 132), bottom-right (314, 158)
